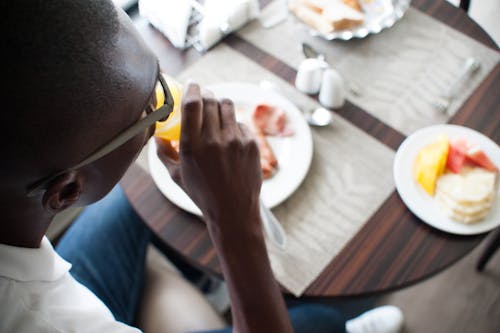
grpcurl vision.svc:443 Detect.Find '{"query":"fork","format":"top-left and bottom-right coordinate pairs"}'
top-left (432, 57), bottom-right (481, 114)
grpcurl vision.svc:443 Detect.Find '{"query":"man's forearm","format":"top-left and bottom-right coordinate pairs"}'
top-left (207, 215), bottom-right (293, 333)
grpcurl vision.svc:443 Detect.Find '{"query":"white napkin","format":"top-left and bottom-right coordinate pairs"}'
top-left (197, 0), bottom-right (260, 50)
top-left (138, 0), bottom-right (193, 49)
top-left (140, 0), bottom-right (259, 51)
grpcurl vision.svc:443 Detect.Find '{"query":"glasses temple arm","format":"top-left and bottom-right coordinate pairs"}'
top-left (26, 104), bottom-right (172, 197)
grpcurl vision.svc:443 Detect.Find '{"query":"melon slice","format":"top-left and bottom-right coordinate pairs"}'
top-left (446, 139), bottom-right (468, 173)
top-left (414, 135), bottom-right (449, 195)
top-left (466, 147), bottom-right (498, 172)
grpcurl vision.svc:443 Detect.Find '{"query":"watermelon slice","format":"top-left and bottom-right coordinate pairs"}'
top-left (466, 147), bottom-right (498, 172)
top-left (446, 139), bottom-right (468, 173)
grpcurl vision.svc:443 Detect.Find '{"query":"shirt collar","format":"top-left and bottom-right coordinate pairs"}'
top-left (0, 236), bottom-right (71, 282)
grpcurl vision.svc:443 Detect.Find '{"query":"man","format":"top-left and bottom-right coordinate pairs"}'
top-left (0, 0), bottom-right (404, 332)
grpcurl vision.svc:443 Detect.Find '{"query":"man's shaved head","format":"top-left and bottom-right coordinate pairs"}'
top-left (1, 0), bottom-right (158, 198)
top-left (3, 0), bottom-right (124, 174)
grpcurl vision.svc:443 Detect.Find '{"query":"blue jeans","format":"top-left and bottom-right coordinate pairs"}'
top-left (56, 185), bottom-right (346, 332)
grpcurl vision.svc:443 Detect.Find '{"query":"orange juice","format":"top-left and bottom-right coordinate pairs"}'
top-left (154, 75), bottom-right (182, 141)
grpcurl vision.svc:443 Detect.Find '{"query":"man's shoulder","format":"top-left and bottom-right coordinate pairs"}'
top-left (0, 275), bottom-right (141, 333)
top-left (0, 277), bottom-right (61, 332)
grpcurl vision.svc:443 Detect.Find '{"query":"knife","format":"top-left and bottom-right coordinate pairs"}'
top-left (302, 42), bottom-right (362, 96)
top-left (259, 199), bottom-right (287, 250)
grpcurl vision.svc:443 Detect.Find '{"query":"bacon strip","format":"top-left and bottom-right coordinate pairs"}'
top-left (252, 104), bottom-right (294, 137)
top-left (249, 103), bottom-right (297, 179)
top-left (251, 126), bottom-right (278, 179)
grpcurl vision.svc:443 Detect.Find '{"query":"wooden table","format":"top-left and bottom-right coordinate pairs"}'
top-left (121, 0), bottom-right (499, 298)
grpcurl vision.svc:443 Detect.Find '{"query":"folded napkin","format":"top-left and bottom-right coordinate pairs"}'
top-left (198, 0), bottom-right (260, 50)
top-left (139, 0), bottom-right (259, 51)
top-left (139, 0), bottom-right (193, 49)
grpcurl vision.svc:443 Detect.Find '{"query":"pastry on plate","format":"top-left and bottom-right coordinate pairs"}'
top-left (435, 167), bottom-right (497, 224)
top-left (289, 0), bottom-right (365, 33)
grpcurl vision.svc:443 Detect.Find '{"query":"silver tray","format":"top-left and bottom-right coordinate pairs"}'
top-left (295, 0), bottom-right (411, 41)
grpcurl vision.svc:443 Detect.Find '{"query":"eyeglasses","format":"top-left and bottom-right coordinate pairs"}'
top-left (26, 71), bottom-right (174, 197)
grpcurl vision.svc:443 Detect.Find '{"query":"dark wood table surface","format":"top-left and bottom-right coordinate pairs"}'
top-left (121, 0), bottom-right (500, 298)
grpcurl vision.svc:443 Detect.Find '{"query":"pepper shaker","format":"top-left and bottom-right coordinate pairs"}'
top-left (295, 58), bottom-right (325, 95)
top-left (319, 68), bottom-right (345, 109)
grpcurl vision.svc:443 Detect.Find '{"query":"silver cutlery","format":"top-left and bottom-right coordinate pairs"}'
top-left (432, 57), bottom-right (481, 114)
top-left (259, 199), bottom-right (287, 250)
top-left (303, 107), bottom-right (333, 127)
top-left (301, 42), bottom-right (362, 96)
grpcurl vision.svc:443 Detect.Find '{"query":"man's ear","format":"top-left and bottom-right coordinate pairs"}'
top-left (42, 171), bottom-right (83, 213)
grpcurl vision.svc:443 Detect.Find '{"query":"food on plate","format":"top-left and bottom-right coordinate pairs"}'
top-left (289, 0), bottom-right (365, 33)
top-left (413, 134), bottom-right (449, 196)
top-left (299, 0), bottom-right (327, 13)
top-left (252, 104), bottom-right (294, 137)
top-left (446, 138), bottom-right (498, 174)
top-left (465, 147), bottom-right (498, 172)
top-left (435, 167), bottom-right (496, 224)
top-left (322, 2), bottom-right (365, 30)
top-left (359, 0), bottom-right (392, 15)
top-left (343, 0), bottom-right (362, 11)
top-left (249, 104), bottom-right (294, 179)
top-left (288, 1), bottom-right (337, 34)
top-left (160, 101), bottom-right (295, 180)
top-left (414, 134), bottom-right (498, 224)
top-left (251, 127), bottom-right (278, 179)
top-left (446, 138), bottom-right (468, 173)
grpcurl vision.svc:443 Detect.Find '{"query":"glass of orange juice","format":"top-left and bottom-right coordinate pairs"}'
top-left (154, 75), bottom-right (182, 141)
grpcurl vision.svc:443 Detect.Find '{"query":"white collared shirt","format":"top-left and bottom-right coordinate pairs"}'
top-left (0, 237), bottom-right (141, 333)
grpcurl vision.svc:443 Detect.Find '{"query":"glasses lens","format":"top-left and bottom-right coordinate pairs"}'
top-left (153, 80), bottom-right (165, 110)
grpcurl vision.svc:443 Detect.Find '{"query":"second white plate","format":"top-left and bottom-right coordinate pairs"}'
top-left (394, 124), bottom-right (500, 235)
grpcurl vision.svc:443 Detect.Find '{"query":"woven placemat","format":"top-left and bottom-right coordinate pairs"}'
top-left (137, 44), bottom-right (395, 296)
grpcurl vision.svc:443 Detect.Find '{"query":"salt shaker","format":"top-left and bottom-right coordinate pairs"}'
top-left (295, 58), bottom-right (325, 95)
top-left (319, 68), bottom-right (345, 109)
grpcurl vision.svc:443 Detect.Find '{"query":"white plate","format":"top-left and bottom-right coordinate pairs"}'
top-left (148, 82), bottom-right (314, 216)
top-left (292, 0), bottom-right (411, 41)
top-left (394, 124), bottom-right (500, 235)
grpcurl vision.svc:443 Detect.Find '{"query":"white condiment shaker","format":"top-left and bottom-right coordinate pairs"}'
top-left (318, 68), bottom-right (345, 109)
top-left (295, 58), bottom-right (325, 95)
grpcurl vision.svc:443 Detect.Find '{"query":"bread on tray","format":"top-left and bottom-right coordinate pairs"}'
top-left (289, 0), bottom-right (365, 33)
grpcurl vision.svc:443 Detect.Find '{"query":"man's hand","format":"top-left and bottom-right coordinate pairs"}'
top-left (156, 83), bottom-right (262, 230)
